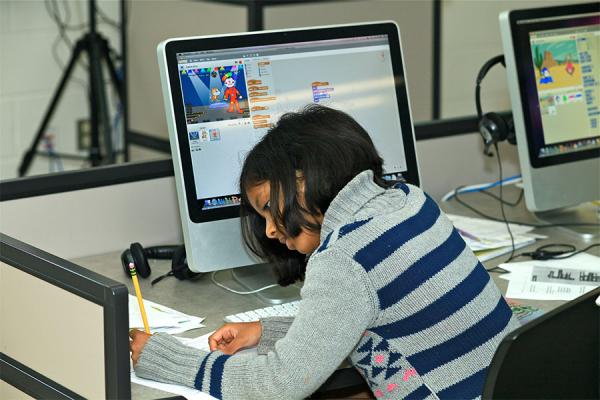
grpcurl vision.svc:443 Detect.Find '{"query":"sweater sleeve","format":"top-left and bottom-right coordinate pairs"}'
top-left (134, 332), bottom-right (210, 388)
top-left (135, 248), bottom-right (377, 400)
top-left (257, 316), bottom-right (294, 355)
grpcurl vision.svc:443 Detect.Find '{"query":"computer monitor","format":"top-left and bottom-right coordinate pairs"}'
top-left (157, 21), bottom-right (420, 297)
top-left (0, 233), bottom-right (130, 399)
top-left (482, 286), bottom-right (600, 399)
top-left (500, 3), bottom-right (600, 237)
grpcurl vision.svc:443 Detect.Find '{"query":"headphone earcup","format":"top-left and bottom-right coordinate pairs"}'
top-left (121, 249), bottom-right (135, 277)
top-left (506, 115), bottom-right (516, 145)
top-left (171, 246), bottom-right (203, 281)
top-left (130, 242), bottom-right (151, 278)
top-left (479, 112), bottom-right (509, 145)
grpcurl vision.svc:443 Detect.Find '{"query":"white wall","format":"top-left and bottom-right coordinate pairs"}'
top-left (0, 176), bottom-right (182, 259)
top-left (0, 0), bottom-right (122, 180)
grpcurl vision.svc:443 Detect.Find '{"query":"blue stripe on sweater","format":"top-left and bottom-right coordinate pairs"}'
top-left (407, 297), bottom-right (513, 375)
top-left (209, 354), bottom-right (230, 399)
top-left (376, 228), bottom-right (466, 310)
top-left (372, 259), bottom-right (489, 338)
top-left (392, 182), bottom-right (410, 195)
top-left (316, 231), bottom-right (333, 253)
top-left (354, 195), bottom-right (440, 271)
top-left (194, 355), bottom-right (210, 390)
top-left (405, 384), bottom-right (432, 400)
top-left (438, 367), bottom-right (488, 399)
top-left (338, 218), bottom-right (372, 238)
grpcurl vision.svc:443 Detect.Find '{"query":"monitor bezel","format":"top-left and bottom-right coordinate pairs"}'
top-left (163, 22), bottom-right (420, 223)
top-left (507, 2), bottom-right (600, 169)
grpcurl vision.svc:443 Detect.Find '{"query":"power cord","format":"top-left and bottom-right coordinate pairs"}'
top-left (479, 187), bottom-right (524, 207)
top-left (210, 270), bottom-right (280, 295)
top-left (510, 243), bottom-right (600, 262)
top-left (485, 142), bottom-right (515, 273)
top-left (452, 189), bottom-right (600, 228)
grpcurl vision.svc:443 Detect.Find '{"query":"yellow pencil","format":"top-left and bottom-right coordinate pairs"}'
top-left (129, 262), bottom-right (151, 334)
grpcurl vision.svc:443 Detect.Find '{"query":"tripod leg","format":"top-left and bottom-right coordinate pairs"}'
top-left (18, 40), bottom-right (85, 177)
top-left (101, 37), bottom-right (123, 101)
top-left (88, 33), bottom-right (114, 165)
top-left (101, 38), bottom-right (124, 161)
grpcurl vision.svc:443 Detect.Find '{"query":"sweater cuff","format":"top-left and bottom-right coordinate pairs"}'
top-left (134, 332), bottom-right (208, 388)
top-left (257, 316), bottom-right (294, 355)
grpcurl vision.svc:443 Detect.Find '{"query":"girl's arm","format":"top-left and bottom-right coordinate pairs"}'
top-left (257, 316), bottom-right (294, 355)
top-left (135, 247), bottom-right (377, 399)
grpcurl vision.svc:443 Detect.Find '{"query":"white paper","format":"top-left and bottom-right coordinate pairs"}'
top-left (446, 214), bottom-right (544, 252)
top-left (447, 214), bottom-right (535, 238)
top-left (504, 279), bottom-right (596, 301)
top-left (129, 295), bottom-right (205, 334)
top-left (498, 253), bottom-right (600, 300)
top-left (473, 239), bottom-right (536, 262)
top-left (131, 372), bottom-right (217, 400)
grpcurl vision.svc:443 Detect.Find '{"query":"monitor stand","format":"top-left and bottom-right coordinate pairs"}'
top-left (231, 263), bottom-right (301, 305)
top-left (534, 201), bottom-right (600, 240)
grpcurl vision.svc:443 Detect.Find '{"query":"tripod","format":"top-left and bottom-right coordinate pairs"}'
top-left (18, 0), bottom-right (122, 177)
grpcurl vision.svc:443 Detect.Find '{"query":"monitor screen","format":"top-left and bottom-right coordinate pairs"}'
top-left (511, 9), bottom-right (600, 167)
top-left (162, 23), bottom-right (419, 223)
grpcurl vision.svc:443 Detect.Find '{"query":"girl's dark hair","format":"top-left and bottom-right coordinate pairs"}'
top-left (239, 104), bottom-right (386, 285)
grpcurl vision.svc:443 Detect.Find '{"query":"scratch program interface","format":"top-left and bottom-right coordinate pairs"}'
top-left (529, 23), bottom-right (600, 158)
top-left (176, 36), bottom-right (408, 210)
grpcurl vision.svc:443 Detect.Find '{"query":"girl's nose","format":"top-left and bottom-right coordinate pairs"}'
top-left (265, 217), bottom-right (278, 239)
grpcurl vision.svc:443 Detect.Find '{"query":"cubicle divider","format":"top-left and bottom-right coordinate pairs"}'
top-left (0, 233), bottom-right (130, 399)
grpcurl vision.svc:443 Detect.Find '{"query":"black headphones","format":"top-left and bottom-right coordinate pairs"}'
top-left (121, 242), bottom-right (203, 285)
top-left (475, 54), bottom-right (516, 157)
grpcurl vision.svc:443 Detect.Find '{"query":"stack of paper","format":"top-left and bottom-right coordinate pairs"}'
top-left (498, 253), bottom-right (600, 301)
top-left (128, 295), bottom-right (205, 334)
top-left (447, 214), bottom-right (545, 261)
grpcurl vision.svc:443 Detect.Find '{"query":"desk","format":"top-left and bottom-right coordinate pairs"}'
top-left (73, 187), bottom-right (599, 398)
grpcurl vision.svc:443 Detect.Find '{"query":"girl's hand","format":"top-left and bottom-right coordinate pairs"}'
top-left (129, 329), bottom-right (152, 367)
top-left (208, 321), bottom-right (262, 354)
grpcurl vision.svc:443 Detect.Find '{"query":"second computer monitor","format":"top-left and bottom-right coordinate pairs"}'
top-left (158, 22), bottom-right (420, 273)
top-left (500, 3), bottom-right (600, 215)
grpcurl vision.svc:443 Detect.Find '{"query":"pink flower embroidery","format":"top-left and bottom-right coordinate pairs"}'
top-left (403, 368), bottom-right (417, 382)
top-left (387, 383), bottom-right (398, 392)
top-left (374, 389), bottom-right (384, 397)
top-left (374, 354), bottom-right (385, 364)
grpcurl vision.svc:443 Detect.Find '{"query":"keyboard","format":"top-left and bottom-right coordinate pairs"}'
top-left (224, 300), bottom-right (300, 323)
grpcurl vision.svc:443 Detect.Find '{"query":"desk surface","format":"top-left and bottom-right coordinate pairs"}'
top-left (73, 187), bottom-right (600, 399)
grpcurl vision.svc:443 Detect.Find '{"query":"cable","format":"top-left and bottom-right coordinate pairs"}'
top-left (45, 0), bottom-right (89, 90)
top-left (453, 189), bottom-right (600, 228)
top-left (484, 142), bottom-right (516, 272)
top-left (96, 4), bottom-right (121, 30)
top-left (441, 175), bottom-right (521, 202)
top-left (511, 243), bottom-right (600, 261)
top-left (480, 187), bottom-right (524, 207)
top-left (211, 271), bottom-right (280, 295)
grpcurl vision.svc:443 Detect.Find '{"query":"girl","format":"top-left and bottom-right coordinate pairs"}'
top-left (131, 105), bottom-right (520, 399)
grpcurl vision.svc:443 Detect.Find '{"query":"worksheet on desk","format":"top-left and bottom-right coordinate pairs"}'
top-left (499, 253), bottom-right (600, 301)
